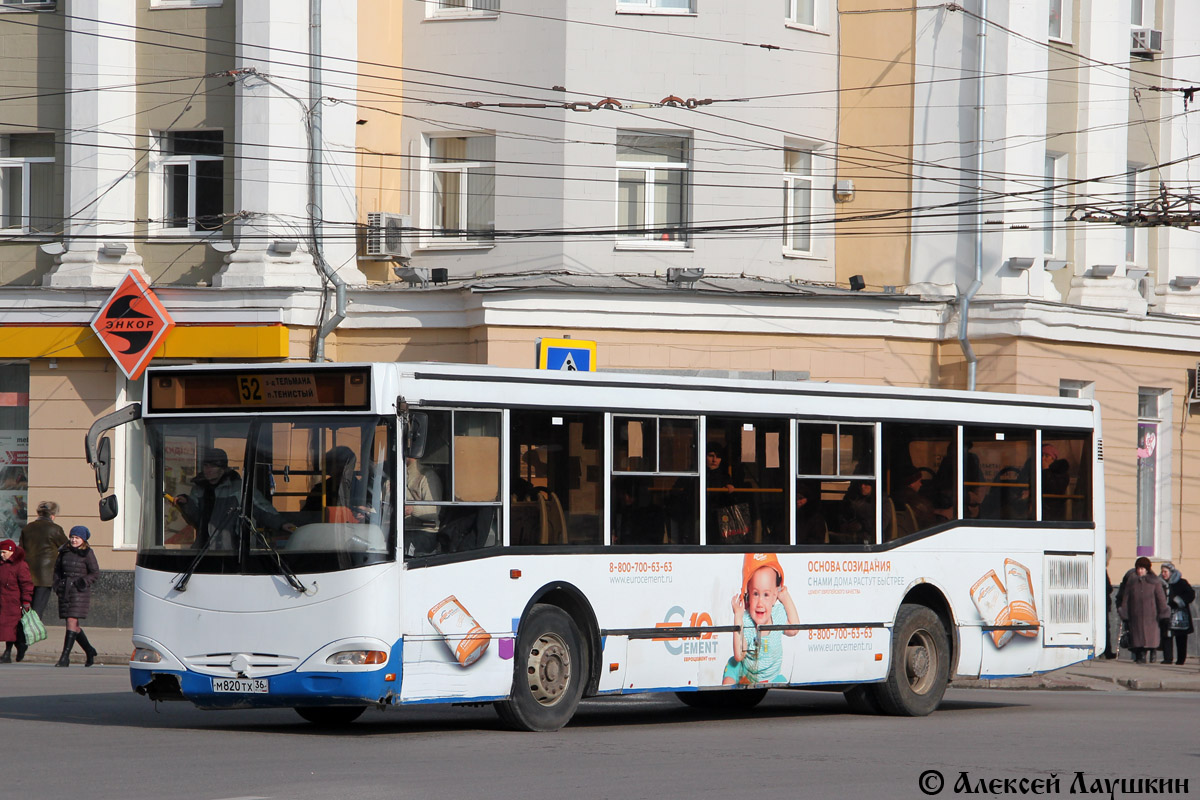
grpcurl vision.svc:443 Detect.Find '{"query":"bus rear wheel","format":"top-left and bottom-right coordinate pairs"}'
top-left (495, 604), bottom-right (588, 732)
top-left (875, 604), bottom-right (949, 717)
top-left (294, 705), bottom-right (367, 726)
top-left (676, 688), bottom-right (767, 712)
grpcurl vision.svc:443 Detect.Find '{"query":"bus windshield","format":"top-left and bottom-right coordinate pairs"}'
top-left (137, 415), bottom-right (395, 574)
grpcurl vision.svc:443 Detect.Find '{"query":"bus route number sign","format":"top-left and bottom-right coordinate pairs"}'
top-left (237, 374), bottom-right (318, 405)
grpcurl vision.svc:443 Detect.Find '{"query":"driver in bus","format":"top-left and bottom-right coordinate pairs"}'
top-left (174, 448), bottom-right (293, 550)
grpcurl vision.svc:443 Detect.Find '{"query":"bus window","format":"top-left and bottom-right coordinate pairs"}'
top-left (510, 410), bottom-right (603, 546)
top-left (964, 427), bottom-right (1034, 521)
top-left (1041, 430), bottom-right (1092, 521)
top-left (796, 422), bottom-right (878, 545)
top-left (705, 416), bottom-right (789, 545)
top-left (612, 416), bottom-right (698, 545)
top-left (404, 409), bottom-right (501, 558)
top-left (882, 423), bottom-right (957, 540)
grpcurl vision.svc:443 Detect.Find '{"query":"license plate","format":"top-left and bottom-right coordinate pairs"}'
top-left (212, 677), bottom-right (268, 694)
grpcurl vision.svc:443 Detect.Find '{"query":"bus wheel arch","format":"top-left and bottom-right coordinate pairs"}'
top-left (521, 582), bottom-right (602, 696)
top-left (873, 591), bottom-right (953, 716)
top-left (495, 602), bottom-right (589, 731)
top-left (899, 580), bottom-right (957, 677)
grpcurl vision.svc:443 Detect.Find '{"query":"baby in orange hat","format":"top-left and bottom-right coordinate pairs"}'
top-left (723, 553), bottom-right (800, 685)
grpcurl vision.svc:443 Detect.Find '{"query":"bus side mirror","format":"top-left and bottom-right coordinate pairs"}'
top-left (93, 436), bottom-right (112, 494)
top-left (406, 412), bottom-right (428, 460)
top-left (98, 494), bottom-right (118, 522)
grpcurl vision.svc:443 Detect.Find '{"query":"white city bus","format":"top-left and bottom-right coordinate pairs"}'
top-left (86, 362), bottom-right (1104, 729)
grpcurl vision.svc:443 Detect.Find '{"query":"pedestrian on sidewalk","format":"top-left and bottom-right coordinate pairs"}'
top-left (1102, 546), bottom-right (1117, 659)
top-left (52, 526), bottom-right (99, 668)
top-left (19, 500), bottom-right (67, 620)
top-left (1159, 562), bottom-right (1194, 666)
top-left (0, 539), bottom-right (33, 663)
top-left (1119, 556), bottom-right (1169, 663)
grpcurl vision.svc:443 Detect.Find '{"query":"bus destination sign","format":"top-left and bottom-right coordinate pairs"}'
top-left (237, 373), bottom-right (317, 405)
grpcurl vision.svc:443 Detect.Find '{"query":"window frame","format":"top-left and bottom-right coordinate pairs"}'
top-left (1125, 162), bottom-right (1149, 267)
top-left (615, 131), bottom-right (691, 248)
top-left (1048, 0), bottom-right (1073, 43)
top-left (426, 0), bottom-right (500, 19)
top-left (149, 0), bottom-right (223, 8)
top-left (1043, 152), bottom-right (1067, 258)
top-left (1136, 388), bottom-right (1171, 557)
top-left (786, 0), bottom-right (818, 30)
top-left (150, 129), bottom-right (225, 238)
top-left (0, 153), bottom-right (53, 235)
top-left (421, 133), bottom-right (496, 248)
top-left (615, 0), bottom-right (695, 15)
top-left (783, 147), bottom-right (815, 255)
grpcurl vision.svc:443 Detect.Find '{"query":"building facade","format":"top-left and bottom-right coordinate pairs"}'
top-left (1, 0), bottom-right (1198, 622)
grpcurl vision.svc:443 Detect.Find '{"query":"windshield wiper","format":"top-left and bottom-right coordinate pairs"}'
top-left (250, 521), bottom-right (308, 594)
top-left (174, 530), bottom-right (219, 593)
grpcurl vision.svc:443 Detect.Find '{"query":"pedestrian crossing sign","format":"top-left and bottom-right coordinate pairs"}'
top-left (537, 338), bottom-right (597, 372)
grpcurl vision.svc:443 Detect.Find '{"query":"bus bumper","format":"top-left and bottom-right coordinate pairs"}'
top-left (130, 642), bottom-right (404, 709)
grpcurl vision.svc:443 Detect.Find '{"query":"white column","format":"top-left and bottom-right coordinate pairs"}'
top-left (215, 0), bottom-right (364, 288)
top-left (1154, 0), bottom-right (1200, 315)
top-left (1066, 0), bottom-right (1142, 312)
top-left (44, 0), bottom-right (146, 288)
top-left (985, 0), bottom-right (1054, 300)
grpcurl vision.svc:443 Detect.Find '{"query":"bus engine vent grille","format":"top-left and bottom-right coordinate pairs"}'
top-left (184, 652), bottom-right (301, 677)
top-left (1042, 554), bottom-right (1093, 645)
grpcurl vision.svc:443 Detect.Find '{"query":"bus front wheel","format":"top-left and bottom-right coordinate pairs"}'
top-left (294, 705), bottom-right (367, 725)
top-left (875, 604), bottom-right (949, 717)
top-left (495, 604), bottom-right (588, 732)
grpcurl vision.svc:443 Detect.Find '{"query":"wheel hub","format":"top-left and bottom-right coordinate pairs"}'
top-left (525, 632), bottom-right (571, 707)
top-left (905, 629), bottom-right (936, 694)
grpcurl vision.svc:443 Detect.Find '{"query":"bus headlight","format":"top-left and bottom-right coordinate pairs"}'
top-left (131, 647), bottom-right (163, 664)
top-left (325, 650), bottom-right (387, 666)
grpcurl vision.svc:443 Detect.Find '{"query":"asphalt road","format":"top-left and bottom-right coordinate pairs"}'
top-left (2, 663), bottom-right (1191, 800)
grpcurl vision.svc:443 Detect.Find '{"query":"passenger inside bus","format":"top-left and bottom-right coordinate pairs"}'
top-left (794, 481), bottom-right (827, 544)
top-left (404, 456), bottom-right (442, 556)
top-left (303, 446), bottom-right (364, 522)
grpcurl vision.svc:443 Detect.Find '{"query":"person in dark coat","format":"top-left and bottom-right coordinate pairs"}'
top-left (1119, 556), bottom-right (1169, 663)
top-left (52, 526), bottom-right (100, 668)
top-left (0, 539), bottom-right (33, 663)
top-left (1102, 546), bottom-right (1117, 659)
top-left (1158, 562), bottom-right (1195, 665)
top-left (174, 448), bottom-right (244, 550)
top-left (19, 500), bottom-right (67, 619)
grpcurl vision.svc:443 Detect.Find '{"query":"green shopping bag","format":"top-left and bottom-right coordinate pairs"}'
top-left (20, 608), bottom-right (47, 645)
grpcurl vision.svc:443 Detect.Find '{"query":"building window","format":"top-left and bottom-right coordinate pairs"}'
top-left (616, 133), bottom-right (689, 244)
top-left (1044, 153), bottom-right (1067, 257)
top-left (0, 1), bottom-right (57, 11)
top-left (1136, 388), bottom-right (1171, 557)
top-left (428, 0), bottom-right (499, 16)
top-left (784, 148), bottom-right (813, 253)
top-left (1059, 379), bottom-right (1094, 399)
top-left (1131, 0), bottom-right (1145, 26)
top-left (787, 0), bottom-right (816, 27)
top-left (149, 0), bottom-right (223, 8)
top-left (617, 0), bottom-right (693, 13)
top-left (427, 135), bottom-right (495, 242)
top-left (0, 133), bottom-right (54, 234)
top-left (1125, 163), bottom-right (1148, 266)
top-left (1048, 0), bottom-right (1064, 39)
top-left (157, 130), bottom-right (224, 235)
top-left (0, 365), bottom-right (29, 542)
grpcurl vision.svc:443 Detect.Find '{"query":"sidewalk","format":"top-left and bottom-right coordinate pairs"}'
top-left (14, 627), bottom-right (1200, 690)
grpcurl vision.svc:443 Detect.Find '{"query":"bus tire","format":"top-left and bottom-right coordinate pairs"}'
top-left (294, 705), bottom-right (367, 725)
top-left (675, 688), bottom-right (767, 712)
top-left (843, 685), bottom-right (882, 715)
top-left (875, 604), bottom-right (949, 717)
top-left (495, 604), bottom-right (588, 732)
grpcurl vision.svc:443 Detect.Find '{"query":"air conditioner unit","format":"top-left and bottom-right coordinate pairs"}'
top-left (365, 212), bottom-right (412, 260)
top-left (1131, 28), bottom-right (1163, 55)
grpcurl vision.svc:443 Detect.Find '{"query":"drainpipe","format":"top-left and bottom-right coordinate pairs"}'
top-left (959, 0), bottom-right (987, 390)
top-left (310, 0), bottom-right (346, 363)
